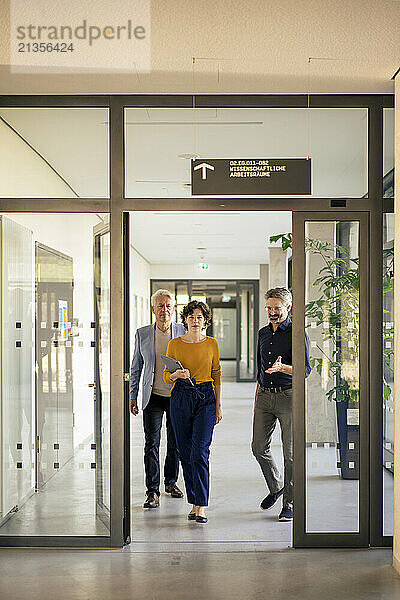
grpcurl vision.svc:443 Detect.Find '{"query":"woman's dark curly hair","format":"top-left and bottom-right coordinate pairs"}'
top-left (181, 300), bottom-right (212, 330)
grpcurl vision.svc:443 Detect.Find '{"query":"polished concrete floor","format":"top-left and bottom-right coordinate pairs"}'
top-left (0, 547), bottom-right (399, 600)
top-left (131, 382), bottom-right (292, 550)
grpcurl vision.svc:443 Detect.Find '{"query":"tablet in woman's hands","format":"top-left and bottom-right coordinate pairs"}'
top-left (160, 355), bottom-right (184, 373)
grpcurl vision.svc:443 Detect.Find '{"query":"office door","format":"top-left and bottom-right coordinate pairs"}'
top-left (292, 212), bottom-right (369, 547)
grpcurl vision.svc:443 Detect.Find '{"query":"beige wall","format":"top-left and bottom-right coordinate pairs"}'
top-left (393, 75), bottom-right (400, 573)
top-left (0, 1), bottom-right (398, 95)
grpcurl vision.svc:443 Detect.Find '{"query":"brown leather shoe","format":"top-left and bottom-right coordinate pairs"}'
top-left (165, 483), bottom-right (184, 498)
top-left (143, 492), bottom-right (159, 509)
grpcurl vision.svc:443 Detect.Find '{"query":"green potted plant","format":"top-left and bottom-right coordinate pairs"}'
top-left (270, 232), bottom-right (394, 479)
top-left (270, 232), bottom-right (360, 478)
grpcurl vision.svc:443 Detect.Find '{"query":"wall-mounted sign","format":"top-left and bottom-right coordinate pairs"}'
top-left (59, 300), bottom-right (68, 341)
top-left (191, 158), bottom-right (311, 195)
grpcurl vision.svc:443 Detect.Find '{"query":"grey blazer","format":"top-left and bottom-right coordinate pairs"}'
top-left (130, 322), bottom-right (186, 410)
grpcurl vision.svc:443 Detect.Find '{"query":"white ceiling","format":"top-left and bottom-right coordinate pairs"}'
top-left (0, 0), bottom-right (398, 94)
top-left (131, 211), bottom-right (292, 264)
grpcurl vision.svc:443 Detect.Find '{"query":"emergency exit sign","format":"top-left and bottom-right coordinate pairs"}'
top-left (191, 158), bottom-right (311, 195)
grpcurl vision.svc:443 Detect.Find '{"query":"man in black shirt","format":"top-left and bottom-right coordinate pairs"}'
top-left (251, 287), bottom-right (311, 522)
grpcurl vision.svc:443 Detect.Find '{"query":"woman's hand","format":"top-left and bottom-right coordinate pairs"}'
top-left (170, 368), bottom-right (191, 381)
top-left (215, 406), bottom-right (223, 425)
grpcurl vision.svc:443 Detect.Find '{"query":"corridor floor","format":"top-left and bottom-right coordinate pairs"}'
top-left (0, 547), bottom-right (399, 600)
top-left (130, 382), bottom-right (292, 551)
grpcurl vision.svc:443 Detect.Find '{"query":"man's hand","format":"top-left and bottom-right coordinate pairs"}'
top-left (215, 406), bottom-right (223, 425)
top-left (130, 398), bottom-right (139, 415)
top-left (265, 356), bottom-right (283, 374)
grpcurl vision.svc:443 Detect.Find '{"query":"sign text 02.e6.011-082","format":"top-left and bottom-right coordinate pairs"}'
top-left (191, 158), bottom-right (311, 195)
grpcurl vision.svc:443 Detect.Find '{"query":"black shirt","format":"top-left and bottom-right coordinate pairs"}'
top-left (257, 316), bottom-right (311, 388)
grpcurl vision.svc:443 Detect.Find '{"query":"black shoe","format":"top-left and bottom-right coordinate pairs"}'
top-left (196, 515), bottom-right (208, 523)
top-left (187, 512), bottom-right (197, 521)
top-left (165, 483), bottom-right (184, 498)
top-left (260, 488), bottom-right (284, 510)
top-left (143, 492), bottom-right (159, 509)
top-left (278, 506), bottom-right (293, 521)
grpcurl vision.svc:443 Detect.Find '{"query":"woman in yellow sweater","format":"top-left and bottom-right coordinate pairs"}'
top-left (163, 300), bottom-right (222, 523)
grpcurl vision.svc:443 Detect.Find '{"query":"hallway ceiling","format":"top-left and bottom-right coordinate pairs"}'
top-left (0, 0), bottom-right (398, 94)
top-left (131, 211), bottom-right (292, 265)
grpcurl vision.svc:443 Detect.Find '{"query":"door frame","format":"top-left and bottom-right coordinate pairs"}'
top-left (93, 221), bottom-right (112, 531)
top-left (292, 211), bottom-right (369, 547)
top-left (0, 92), bottom-right (392, 548)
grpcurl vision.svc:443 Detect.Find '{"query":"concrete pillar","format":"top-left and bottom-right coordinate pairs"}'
top-left (268, 246), bottom-right (288, 289)
top-left (393, 75), bottom-right (400, 573)
top-left (259, 263), bottom-right (269, 328)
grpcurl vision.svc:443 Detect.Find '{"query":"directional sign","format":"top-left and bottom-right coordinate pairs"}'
top-left (191, 158), bottom-right (311, 195)
top-left (194, 162), bottom-right (215, 179)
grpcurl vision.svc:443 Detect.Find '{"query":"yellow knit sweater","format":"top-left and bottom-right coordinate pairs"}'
top-left (163, 336), bottom-right (221, 390)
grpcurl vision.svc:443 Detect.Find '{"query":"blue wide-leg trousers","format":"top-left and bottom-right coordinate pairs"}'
top-left (170, 380), bottom-right (216, 507)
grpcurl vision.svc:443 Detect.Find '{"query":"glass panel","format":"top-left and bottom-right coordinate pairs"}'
top-left (305, 221), bottom-right (359, 533)
top-left (125, 108), bottom-right (367, 198)
top-left (35, 244), bottom-right (74, 494)
top-left (383, 213), bottom-right (394, 536)
top-left (0, 213), bottom-right (110, 536)
top-left (383, 109), bottom-right (394, 198)
top-left (0, 108), bottom-right (109, 198)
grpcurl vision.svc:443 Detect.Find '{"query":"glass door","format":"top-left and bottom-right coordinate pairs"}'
top-left (236, 281), bottom-right (258, 382)
top-left (93, 221), bottom-right (111, 529)
top-left (292, 212), bottom-right (369, 547)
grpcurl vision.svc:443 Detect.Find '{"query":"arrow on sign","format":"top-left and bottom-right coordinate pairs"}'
top-left (194, 162), bottom-right (215, 179)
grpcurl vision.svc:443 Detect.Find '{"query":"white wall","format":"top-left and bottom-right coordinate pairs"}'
top-left (6, 213), bottom-right (106, 447)
top-left (130, 247), bottom-right (151, 348)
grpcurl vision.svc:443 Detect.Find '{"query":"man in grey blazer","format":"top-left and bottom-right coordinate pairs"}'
top-left (130, 289), bottom-right (186, 509)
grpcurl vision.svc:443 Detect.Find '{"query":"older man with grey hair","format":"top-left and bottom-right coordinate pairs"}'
top-left (252, 287), bottom-right (311, 522)
top-left (130, 289), bottom-right (186, 509)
